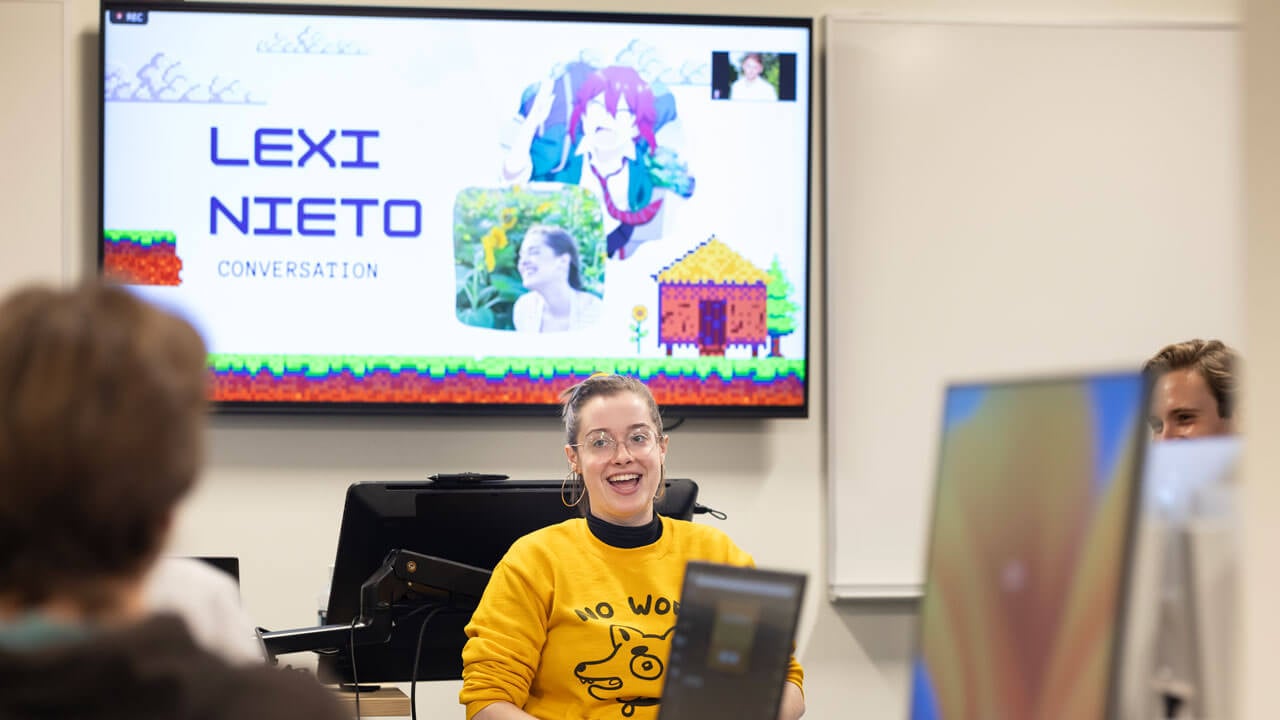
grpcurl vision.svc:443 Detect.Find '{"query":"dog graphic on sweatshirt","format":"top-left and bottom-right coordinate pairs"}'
top-left (574, 624), bottom-right (674, 717)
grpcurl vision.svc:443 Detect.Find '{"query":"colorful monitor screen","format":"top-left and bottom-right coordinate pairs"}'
top-left (98, 3), bottom-right (813, 416)
top-left (910, 373), bottom-right (1147, 720)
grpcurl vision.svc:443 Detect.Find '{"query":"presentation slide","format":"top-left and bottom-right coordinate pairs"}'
top-left (101, 7), bottom-right (811, 412)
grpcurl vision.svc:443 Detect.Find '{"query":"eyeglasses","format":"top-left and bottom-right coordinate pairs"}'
top-left (572, 430), bottom-right (662, 459)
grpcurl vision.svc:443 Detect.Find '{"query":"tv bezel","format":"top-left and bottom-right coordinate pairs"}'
top-left (97, 1), bottom-right (815, 419)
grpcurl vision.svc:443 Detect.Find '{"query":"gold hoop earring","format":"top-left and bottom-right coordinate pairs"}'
top-left (561, 469), bottom-right (586, 508)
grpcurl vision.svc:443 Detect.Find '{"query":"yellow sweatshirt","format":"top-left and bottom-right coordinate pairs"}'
top-left (460, 516), bottom-right (804, 720)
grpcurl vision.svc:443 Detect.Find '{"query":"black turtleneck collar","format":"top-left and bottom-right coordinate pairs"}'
top-left (586, 512), bottom-right (663, 549)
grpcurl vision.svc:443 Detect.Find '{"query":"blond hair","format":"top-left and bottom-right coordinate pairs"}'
top-left (1143, 339), bottom-right (1239, 418)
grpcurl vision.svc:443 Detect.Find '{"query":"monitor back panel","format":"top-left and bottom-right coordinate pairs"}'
top-left (319, 478), bottom-right (698, 683)
top-left (1117, 436), bottom-right (1240, 720)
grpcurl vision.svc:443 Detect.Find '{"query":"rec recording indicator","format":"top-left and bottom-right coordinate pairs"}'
top-left (108, 10), bottom-right (149, 25)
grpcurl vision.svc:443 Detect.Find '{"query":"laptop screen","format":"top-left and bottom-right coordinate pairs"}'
top-left (659, 562), bottom-right (805, 720)
top-left (910, 372), bottom-right (1147, 720)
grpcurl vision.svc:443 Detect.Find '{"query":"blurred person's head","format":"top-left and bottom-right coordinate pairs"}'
top-left (1143, 338), bottom-right (1239, 440)
top-left (0, 283), bottom-right (208, 622)
top-left (741, 53), bottom-right (765, 80)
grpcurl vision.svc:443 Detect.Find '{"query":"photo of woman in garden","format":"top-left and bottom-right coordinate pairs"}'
top-left (512, 224), bottom-right (603, 333)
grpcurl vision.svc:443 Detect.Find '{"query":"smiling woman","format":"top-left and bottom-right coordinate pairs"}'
top-left (458, 374), bottom-right (806, 720)
top-left (512, 225), bottom-right (603, 333)
top-left (561, 378), bottom-right (668, 526)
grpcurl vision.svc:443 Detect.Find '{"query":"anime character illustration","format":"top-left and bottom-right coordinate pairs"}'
top-left (501, 62), bottom-right (695, 260)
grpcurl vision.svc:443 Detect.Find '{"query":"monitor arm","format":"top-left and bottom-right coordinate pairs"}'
top-left (259, 549), bottom-right (491, 660)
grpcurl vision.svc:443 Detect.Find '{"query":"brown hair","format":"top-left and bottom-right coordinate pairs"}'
top-left (1143, 338), bottom-right (1239, 419)
top-left (0, 283), bottom-right (209, 612)
top-left (559, 374), bottom-right (664, 514)
top-left (560, 374), bottom-right (663, 445)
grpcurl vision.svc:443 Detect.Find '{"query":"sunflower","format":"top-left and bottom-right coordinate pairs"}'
top-left (632, 305), bottom-right (648, 322)
top-left (481, 226), bottom-right (509, 272)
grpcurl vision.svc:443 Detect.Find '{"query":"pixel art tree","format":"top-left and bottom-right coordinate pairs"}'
top-left (765, 256), bottom-right (798, 358)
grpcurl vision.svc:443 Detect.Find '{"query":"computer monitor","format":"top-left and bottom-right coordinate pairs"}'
top-left (318, 478), bottom-right (699, 684)
top-left (192, 556), bottom-right (240, 585)
top-left (909, 372), bottom-right (1148, 720)
top-left (1116, 436), bottom-right (1240, 720)
top-left (659, 562), bottom-right (806, 720)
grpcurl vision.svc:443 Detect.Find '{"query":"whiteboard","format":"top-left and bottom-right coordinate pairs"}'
top-left (825, 18), bottom-right (1241, 600)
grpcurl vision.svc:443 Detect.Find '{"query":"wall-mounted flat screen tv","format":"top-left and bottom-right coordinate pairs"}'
top-left (99, 2), bottom-right (813, 417)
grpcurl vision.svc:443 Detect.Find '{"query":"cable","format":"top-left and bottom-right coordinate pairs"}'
top-left (663, 417), bottom-right (686, 432)
top-left (348, 617), bottom-right (361, 718)
top-left (409, 605), bottom-right (449, 720)
top-left (693, 503), bottom-right (727, 520)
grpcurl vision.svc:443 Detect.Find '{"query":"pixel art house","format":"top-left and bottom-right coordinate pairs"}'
top-left (652, 237), bottom-right (769, 356)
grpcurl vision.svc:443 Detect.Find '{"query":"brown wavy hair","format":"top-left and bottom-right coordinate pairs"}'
top-left (0, 283), bottom-right (208, 613)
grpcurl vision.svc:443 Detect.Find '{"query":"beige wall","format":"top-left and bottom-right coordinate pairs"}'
top-left (1242, 1), bottom-right (1277, 719)
top-left (0, 1), bottom-right (65, 291)
top-left (2, 0), bottom-right (1252, 718)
